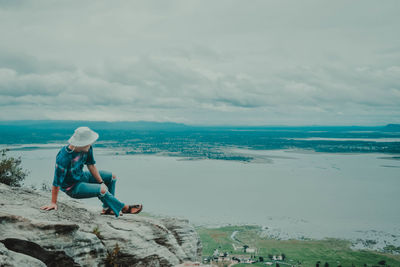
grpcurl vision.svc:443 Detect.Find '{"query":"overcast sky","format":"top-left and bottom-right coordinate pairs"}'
top-left (0, 0), bottom-right (399, 125)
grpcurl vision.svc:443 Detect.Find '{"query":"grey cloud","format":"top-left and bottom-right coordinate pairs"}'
top-left (275, 65), bottom-right (400, 106)
top-left (0, 50), bottom-right (75, 74)
top-left (0, 66), bottom-right (140, 106)
top-left (0, 0), bottom-right (27, 9)
top-left (0, 68), bottom-right (65, 97)
top-left (88, 56), bottom-right (267, 108)
top-left (0, 0), bottom-right (399, 125)
top-left (376, 46), bottom-right (400, 56)
top-left (1, 51), bottom-right (399, 118)
top-left (86, 55), bottom-right (400, 111)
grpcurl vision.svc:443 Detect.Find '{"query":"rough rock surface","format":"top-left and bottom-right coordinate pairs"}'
top-left (0, 242), bottom-right (46, 267)
top-left (0, 183), bottom-right (202, 266)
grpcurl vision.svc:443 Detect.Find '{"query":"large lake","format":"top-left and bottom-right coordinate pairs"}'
top-left (4, 144), bottom-right (400, 247)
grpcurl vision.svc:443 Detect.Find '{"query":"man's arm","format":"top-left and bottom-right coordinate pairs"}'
top-left (87, 164), bottom-right (103, 183)
top-left (40, 186), bottom-right (59, 210)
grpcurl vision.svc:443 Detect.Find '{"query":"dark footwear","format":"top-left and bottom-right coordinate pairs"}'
top-left (122, 204), bottom-right (143, 214)
top-left (100, 208), bottom-right (114, 215)
top-left (101, 209), bottom-right (123, 216)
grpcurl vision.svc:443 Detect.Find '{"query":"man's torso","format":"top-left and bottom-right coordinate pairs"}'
top-left (53, 145), bottom-right (95, 190)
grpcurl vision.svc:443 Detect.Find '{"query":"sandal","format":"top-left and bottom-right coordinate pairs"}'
top-left (123, 204), bottom-right (143, 214)
top-left (101, 208), bottom-right (115, 215)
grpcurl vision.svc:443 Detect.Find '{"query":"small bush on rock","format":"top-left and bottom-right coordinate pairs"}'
top-left (105, 243), bottom-right (121, 267)
top-left (0, 149), bottom-right (28, 187)
top-left (92, 226), bottom-right (103, 239)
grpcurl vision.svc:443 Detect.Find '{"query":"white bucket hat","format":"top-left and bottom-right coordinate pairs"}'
top-left (68, 126), bottom-right (99, 147)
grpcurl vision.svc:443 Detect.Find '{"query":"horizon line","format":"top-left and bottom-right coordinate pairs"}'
top-left (0, 119), bottom-right (397, 128)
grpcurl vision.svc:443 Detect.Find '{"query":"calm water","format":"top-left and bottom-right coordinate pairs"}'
top-left (5, 145), bottom-right (400, 244)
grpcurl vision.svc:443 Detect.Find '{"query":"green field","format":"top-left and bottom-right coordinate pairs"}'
top-left (196, 225), bottom-right (400, 267)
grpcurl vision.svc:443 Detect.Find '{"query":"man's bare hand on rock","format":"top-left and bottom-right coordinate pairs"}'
top-left (40, 202), bottom-right (58, 211)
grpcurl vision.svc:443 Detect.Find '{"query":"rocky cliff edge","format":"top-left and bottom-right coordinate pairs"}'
top-left (0, 183), bottom-right (203, 266)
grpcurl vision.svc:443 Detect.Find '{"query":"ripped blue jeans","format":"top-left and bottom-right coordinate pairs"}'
top-left (65, 170), bottom-right (125, 217)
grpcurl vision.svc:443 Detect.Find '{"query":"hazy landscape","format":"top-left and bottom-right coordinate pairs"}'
top-left (1, 121), bottom-right (400, 263)
top-left (2, 120), bottom-right (400, 158)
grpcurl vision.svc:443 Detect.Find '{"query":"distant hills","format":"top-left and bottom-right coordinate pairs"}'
top-left (384, 124), bottom-right (400, 131)
top-left (0, 120), bottom-right (398, 131)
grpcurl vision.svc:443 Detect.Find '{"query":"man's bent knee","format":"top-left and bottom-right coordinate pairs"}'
top-left (100, 183), bottom-right (108, 194)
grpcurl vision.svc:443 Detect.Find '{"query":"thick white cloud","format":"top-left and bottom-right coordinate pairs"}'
top-left (0, 0), bottom-right (399, 125)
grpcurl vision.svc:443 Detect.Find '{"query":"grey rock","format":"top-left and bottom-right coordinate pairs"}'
top-left (0, 183), bottom-right (202, 266)
top-left (0, 243), bottom-right (46, 267)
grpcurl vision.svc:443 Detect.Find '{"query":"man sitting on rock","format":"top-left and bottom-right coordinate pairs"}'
top-left (40, 126), bottom-right (143, 217)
